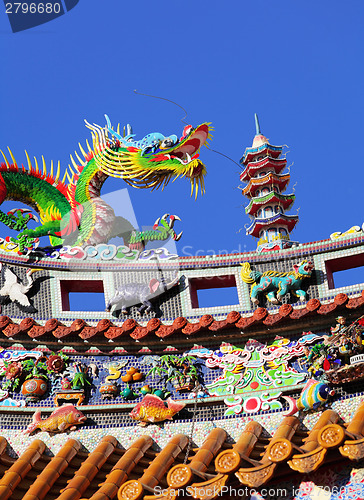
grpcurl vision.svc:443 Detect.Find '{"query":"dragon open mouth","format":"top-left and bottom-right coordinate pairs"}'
top-left (161, 123), bottom-right (210, 197)
top-left (163, 124), bottom-right (210, 166)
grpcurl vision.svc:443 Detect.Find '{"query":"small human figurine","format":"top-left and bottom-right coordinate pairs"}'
top-left (354, 327), bottom-right (364, 351)
top-left (304, 343), bottom-right (328, 377)
top-left (331, 316), bottom-right (346, 335)
top-left (337, 334), bottom-right (356, 365)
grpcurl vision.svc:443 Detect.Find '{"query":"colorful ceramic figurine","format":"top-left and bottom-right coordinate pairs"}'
top-left (331, 316), bottom-right (346, 335)
top-left (99, 382), bottom-right (119, 399)
top-left (0, 117), bottom-right (210, 253)
top-left (240, 260), bottom-right (313, 305)
top-left (121, 366), bottom-right (144, 383)
top-left (104, 361), bottom-right (128, 383)
top-left (25, 404), bottom-right (87, 434)
top-left (106, 273), bottom-right (179, 315)
top-left (71, 363), bottom-right (91, 390)
top-left (130, 394), bottom-right (185, 425)
top-left (283, 379), bottom-right (335, 416)
top-left (0, 264), bottom-right (39, 312)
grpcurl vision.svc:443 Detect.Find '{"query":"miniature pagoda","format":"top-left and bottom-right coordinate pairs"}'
top-left (240, 114), bottom-right (298, 252)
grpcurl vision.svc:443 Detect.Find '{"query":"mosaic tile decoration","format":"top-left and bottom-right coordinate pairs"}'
top-left (2, 393), bottom-right (363, 459)
top-left (0, 238), bottom-right (364, 325)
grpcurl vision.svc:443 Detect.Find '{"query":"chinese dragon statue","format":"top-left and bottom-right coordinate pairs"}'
top-left (0, 116), bottom-right (211, 253)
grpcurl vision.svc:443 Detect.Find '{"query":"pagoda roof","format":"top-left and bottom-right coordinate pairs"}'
top-left (240, 156), bottom-right (287, 182)
top-left (246, 213), bottom-right (298, 237)
top-left (243, 172), bottom-right (290, 197)
top-left (241, 142), bottom-right (283, 165)
top-left (245, 192), bottom-right (295, 216)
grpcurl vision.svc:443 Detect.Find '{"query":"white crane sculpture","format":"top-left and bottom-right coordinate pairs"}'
top-left (0, 264), bottom-right (40, 312)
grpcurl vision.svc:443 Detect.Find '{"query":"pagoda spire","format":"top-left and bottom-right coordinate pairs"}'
top-left (255, 113), bottom-right (261, 135)
top-left (240, 116), bottom-right (298, 252)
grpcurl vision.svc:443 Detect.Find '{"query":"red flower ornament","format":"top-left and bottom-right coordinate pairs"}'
top-left (5, 362), bottom-right (22, 380)
top-left (46, 355), bottom-right (65, 373)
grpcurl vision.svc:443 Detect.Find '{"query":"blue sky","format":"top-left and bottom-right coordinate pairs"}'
top-left (1, 1), bottom-right (364, 257)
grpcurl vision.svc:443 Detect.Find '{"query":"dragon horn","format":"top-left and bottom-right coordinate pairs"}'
top-left (105, 114), bottom-right (124, 142)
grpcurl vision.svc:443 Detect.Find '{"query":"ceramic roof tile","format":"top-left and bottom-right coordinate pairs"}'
top-left (2, 402), bottom-right (364, 500)
top-left (0, 291), bottom-right (363, 344)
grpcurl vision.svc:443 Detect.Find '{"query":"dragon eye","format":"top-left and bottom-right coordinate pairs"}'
top-left (160, 138), bottom-right (175, 149)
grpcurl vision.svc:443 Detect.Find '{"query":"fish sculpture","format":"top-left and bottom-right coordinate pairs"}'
top-left (25, 404), bottom-right (87, 434)
top-left (283, 379), bottom-right (335, 416)
top-left (130, 394), bottom-right (185, 426)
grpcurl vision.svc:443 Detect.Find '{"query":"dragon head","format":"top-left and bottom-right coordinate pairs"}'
top-left (86, 117), bottom-right (211, 198)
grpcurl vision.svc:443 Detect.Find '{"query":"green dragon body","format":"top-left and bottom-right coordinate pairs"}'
top-left (0, 117), bottom-right (210, 253)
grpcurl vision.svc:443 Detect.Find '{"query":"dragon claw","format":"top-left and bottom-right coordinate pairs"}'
top-left (7, 208), bottom-right (32, 216)
top-left (27, 213), bottom-right (40, 223)
top-left (157, 214), bottom-right (182, 240)
top-left (7, 234), bottom-right (40, 255)
top-left (6, 208), bottom-right (39, 230)
top-left (153, 217), bottom-right (161, 230)
top-left (168, 214), bottom-right (181, 229)
top-left (129, 213), bottom-right (182, 249)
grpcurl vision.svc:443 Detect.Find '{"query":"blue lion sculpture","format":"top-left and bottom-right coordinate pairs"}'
top-left (240, 260), bottom-right (314, 305)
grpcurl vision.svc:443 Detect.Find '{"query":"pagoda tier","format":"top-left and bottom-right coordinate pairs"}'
top-left (241, 115), bottom-right (298, 252)
top-left (240, 156), bottom-right (287, 183)
top-left (241, 141), bottom-right (283, 163)
top-left (245, 191), bottom-right (295, 216)
top-left (246, 213), bottom-right (298, 238)
top-left (243, 172), bottom-right (290, 197)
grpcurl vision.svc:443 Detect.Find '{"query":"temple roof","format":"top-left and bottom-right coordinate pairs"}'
top-left (1, 401), bottom-right (364, 500)
top-left (0, 291), bottom-right (363, 347)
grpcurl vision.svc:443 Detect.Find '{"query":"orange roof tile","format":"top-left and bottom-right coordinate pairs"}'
top-left (1, 402), bottom-right (364, 499)
top-left (0, 291), bottom-right (363, 346)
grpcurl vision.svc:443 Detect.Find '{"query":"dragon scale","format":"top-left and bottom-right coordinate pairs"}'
top-left (0, 116), bottom-right (211, 253)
